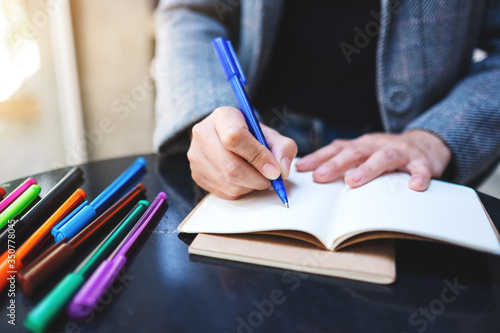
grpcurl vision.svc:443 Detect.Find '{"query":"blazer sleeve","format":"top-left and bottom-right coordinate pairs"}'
top-left (404, 1), bottom-right (500, 185)
top-left (152, 0), bottom-right (240, 156)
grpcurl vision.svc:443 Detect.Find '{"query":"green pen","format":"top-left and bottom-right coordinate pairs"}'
top-left (24, 200), bottom-right (149, 333)
top-left (0, 185), bottom-right (41, 229)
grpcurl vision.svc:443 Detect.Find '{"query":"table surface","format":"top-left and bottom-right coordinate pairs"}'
top-left (1, 153), bottom-right (500, 333)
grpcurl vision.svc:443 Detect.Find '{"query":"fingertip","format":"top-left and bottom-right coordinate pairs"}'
top-left (344, 178), bottom-right (360, 189)
top-left (344, 171), bottom-right (366, 189)
top-left (262, 162), bottom-right (281, 180)
top-left (296, 157), bottom-right (312, 171)
top-left (409, 176), bottom-right (429, 191)
top-left (345, 169), bottom-right (364, 183)
top-left (312, 165), bottom-right (332, 183)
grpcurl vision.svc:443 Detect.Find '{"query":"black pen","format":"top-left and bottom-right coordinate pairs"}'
top-left (0, 167), bottom-right (83, 250)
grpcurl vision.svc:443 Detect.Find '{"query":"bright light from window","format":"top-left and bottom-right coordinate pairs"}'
top-left (0, 1), bottom-right (41, 102)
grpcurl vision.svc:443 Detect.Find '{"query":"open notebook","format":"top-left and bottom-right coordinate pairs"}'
top-left (179, 161), bottom-right (500, 284)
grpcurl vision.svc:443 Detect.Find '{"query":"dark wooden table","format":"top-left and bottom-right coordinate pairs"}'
top-left (1, 153), bottom-right (500, 332)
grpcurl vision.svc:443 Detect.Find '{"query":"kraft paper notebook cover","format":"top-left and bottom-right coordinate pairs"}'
top-left (189, 234), bottom-right (396, 284)
top-left (178, 161), bottom-right (500, 284)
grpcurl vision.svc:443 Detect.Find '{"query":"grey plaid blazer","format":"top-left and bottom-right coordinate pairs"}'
top-left (152, 0), bottom-right (500, 185)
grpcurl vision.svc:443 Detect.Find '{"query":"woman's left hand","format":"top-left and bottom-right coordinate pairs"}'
top-left (295, 130), bottom-right (452, 191)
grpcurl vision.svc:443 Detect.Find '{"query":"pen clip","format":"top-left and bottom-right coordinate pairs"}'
top-left (212, 37), bottom-right (247, 86)
top-left (225, 39), bottom-right (247, 86)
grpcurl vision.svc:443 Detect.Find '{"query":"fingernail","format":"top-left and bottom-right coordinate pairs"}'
top-left (411, 177), bottom-right (426, 190)
top-left (347, 169), bottom-right (364, 183)
top-left (413, 177), bottom-right (423, 186)
top-left (296, 157), bottom-right (310, 169)
top-left (262, 163), bottom-right (281, 180)
top-left (316, 165), bottom-right (329, 178)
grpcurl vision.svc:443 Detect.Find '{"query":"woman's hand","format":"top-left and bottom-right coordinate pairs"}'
top-left (296, 130), bottom-right (451, 191)
top-left (187, 106), bottom-right (298, 199)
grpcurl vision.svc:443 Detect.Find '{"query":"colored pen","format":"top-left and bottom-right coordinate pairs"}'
top-left (51, 157), bottom-right (146, 242)
top-left (212, 37), bottom-right (289, 208)
top-left (0, 185), bottom-right (41, 229)
top-left (0, 189), bottom-right (86, 291)
top-left (0, 167), bottom-right (83, 250)
top-left (24, 200), bottom-right (149, 333)
top-left (18, 183), bottom-right (146, 296)
top-left (0, 177), bottom-right (37, 214)
top-left (67, 192), bottom-right (167, 320)
top-left (0, 187), bottom-right (5, 200)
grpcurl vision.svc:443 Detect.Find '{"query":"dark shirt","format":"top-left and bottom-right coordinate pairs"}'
top-left (255, 0), bottom-right (382, 131)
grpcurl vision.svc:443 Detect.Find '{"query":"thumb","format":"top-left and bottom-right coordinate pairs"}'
top-left (215, 108), bottom-right (282, 180)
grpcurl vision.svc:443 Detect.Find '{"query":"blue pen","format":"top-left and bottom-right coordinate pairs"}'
top-left (51, 157), bottom-right (147, 241)
top-left (212, 37), bottom-right (289, 208)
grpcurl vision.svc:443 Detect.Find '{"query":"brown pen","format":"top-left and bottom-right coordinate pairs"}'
top-left (17, 183), bottom-right (146, 296)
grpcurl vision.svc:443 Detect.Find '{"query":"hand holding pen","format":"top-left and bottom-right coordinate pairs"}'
top-left (187, 39), bottom-right (297, 204)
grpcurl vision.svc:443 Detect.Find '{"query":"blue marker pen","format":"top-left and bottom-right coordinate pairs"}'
top-left (212, 37), bottom-right (289, 208)
top-left (51, 157), bottom-right (147, 241)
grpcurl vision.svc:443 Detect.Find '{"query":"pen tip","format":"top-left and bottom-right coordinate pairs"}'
top-left (285, 202), bottom-right (289, 209)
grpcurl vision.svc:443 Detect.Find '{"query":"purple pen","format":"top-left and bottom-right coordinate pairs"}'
top-left (66, 192), bottom-right (168, 320)
top-left (0, 178), bottom-right (37, 214)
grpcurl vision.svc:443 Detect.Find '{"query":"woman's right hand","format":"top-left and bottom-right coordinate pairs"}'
top-left (187, 106), bottom-right (298, 199)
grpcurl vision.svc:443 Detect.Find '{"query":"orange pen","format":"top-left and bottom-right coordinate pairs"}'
top-left (0, 188), bottom-right (86, 291)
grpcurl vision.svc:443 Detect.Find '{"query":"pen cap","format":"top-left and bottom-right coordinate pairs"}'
top-left (0, 177), bottom-right (37, 214)
top-left (0, 188), bottom-right (85, 293)
top-left (211, 37), bottom-right (247, 85)
top-left (67, 256), bottom-right (126, 320)
top-left (18, 242), bottom-right (75, 297)
top-left (0, 187), bottom-right (5, 198)
top-left (53, 205), bottom-right (97, 242)
top-left (19, 188), bottom-right (86, 266)
top-left (52, 201), bottom-right (88, 237)
top-left (68, 183), bottom-right (147, 250)
top-left (0, 184), bottom-right (41, 229)
top-left (24, 272), bottom-right (86, 333)
top-left (111, 191), bottom-right (168, 259)
top-left (76, 200), bottom-right (149, 277)
top-left (17, 167), bottom-right (84, 235)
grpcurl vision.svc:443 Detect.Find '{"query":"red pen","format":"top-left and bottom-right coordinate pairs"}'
top-left (0, 187), bottom-right (5, 200)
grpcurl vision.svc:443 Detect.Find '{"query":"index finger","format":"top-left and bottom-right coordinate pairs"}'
top-left (214, 108), bottom-right (282, 180)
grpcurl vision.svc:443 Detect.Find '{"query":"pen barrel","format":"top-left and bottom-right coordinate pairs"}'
top-left (0, 185), bottom-right (82, 291)
top-left (68, 183), bottom-right (146, 250)
top-left (91, 157), bottom-right (146, 212)
top-left (0, 185), bottom-right (41, 229)
top-left (18, 188), bottom-right (86, 266)
top-left (77, 200), bottom-right (148, 277)
top-left (24, 272), bottom-right (85, 333)
top-left (113, 192), bottom-right (168, 258)
top-left (229, 78), bottom-right (269, 150)
top-left (53, 205), bottom-right (97, 242)
top-left (67, 256), bottom-right (126, 320)
top-left (0, 251), bottom-right (17, 291)
top-left (213, 37), bottom-right (288, 206)
top-left (0, 218), bottom-right (20, 250)
top-left (0, 178), bottom-right (37, 214)
top-left (18, 242), bottom-right (75, 297)
top-left (16, 167), bottom-right (83, 237)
